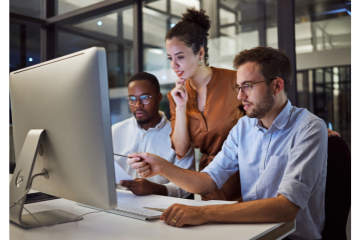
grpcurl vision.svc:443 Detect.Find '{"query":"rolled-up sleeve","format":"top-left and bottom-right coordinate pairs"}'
top-left (167, 92), bottom-right (177, 140)
top-left (201, 124), bottom-right (240, 189)
top-left (277, 119), bottom-right (328, 209)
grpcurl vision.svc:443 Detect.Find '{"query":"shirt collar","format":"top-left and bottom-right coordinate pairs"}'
top-left (134, 111), bottom-right (167, 131)
top-left (272, 100), bottom-right (292, 129)
top-left (187, 67), bottom-right (217, 104)
top-left (253, 99), bottom-right (292, 130)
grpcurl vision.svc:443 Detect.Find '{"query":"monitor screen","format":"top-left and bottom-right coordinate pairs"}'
top-left (9, 47), bottom-right (117, 216)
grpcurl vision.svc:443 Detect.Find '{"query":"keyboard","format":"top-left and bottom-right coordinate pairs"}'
top-left (107, 203), bottom-right (162, 221)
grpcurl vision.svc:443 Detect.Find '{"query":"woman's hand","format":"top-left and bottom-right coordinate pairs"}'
top-left (170, 78), bottom-right (188, 108)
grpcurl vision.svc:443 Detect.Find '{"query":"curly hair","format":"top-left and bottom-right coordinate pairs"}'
top-left (166, 8), bottom-right (211, 66)
top-left (233, 47), bottom-right (292, 93)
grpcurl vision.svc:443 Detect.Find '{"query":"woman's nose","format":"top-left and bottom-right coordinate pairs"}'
top-left (171, 59), bottom-right (179, 69)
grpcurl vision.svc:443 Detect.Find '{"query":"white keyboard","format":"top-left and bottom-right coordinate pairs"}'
top-left (108, 203), bottom-right (162, 221)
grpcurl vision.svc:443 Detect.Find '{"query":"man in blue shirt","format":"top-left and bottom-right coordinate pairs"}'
top-left (128, 47), bottom-right (327, 240)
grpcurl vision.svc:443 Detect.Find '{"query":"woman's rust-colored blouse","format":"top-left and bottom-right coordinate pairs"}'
top-left (167, 67), bottom-right (245, 201)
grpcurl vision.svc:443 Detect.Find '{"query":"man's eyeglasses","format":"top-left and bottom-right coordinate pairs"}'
top-left (232, 78), bottom-right (278, 96)
top-left (125, 95), bottom-right (156, 105)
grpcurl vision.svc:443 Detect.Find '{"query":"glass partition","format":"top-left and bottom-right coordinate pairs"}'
top-left (56, 5), bottom-right (134, 125)
top-left (295, 0), bottom-right (351, 148)
top-left (9, 23), bottom-right (41, 72)
top-left (10, 0), bottom-right (41, 18)
top-left (295, 0), bottom-right (351, 54)
top-left (56, 0), bottom-right (105, 15)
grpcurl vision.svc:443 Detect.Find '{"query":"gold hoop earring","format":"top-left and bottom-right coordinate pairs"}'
top-left (197, 59), bottom-right (203, 67)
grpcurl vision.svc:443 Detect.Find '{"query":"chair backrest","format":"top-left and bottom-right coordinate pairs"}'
top-left (322, 136), bottom-right (351, 239)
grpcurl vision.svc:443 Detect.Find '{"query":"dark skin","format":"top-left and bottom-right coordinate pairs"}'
top-left (120, 80), bottom-right (167, 196)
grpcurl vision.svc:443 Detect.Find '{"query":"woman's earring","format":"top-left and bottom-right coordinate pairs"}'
top-left (197, 59), bottom-right (203, 67)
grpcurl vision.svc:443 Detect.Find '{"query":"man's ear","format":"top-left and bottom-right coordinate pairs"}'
top-left (157, 93), bottom-right (163, 103)
top-left (273, 78), bottom-right (285, 96)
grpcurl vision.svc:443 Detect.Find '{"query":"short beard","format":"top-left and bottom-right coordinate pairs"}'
top-left (247, 86), bottom-right (275, 119)
top-left (136, 118), bottom-right (150, 125)
top-left (133, 110), bottom-right (150, 125)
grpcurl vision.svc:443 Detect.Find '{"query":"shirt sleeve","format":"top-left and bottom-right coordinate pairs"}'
top-left (277, 119), bottom-right (328, 209)
top-left (167, 92), bottom-right (179, 152)
top-left (201, 123), bottom-right (240, 189)
top-left (164, 144), bottom-right (195, 198)
top-left (167, 91), bottom-right (177, 139)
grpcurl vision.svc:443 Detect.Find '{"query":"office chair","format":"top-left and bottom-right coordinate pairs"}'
top-left (322, 136), bottom-right (351, 240)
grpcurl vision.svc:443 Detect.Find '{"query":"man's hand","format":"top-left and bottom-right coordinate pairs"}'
top-left (127, 152), bottom-right (169, 178)
top-left (128, 153), bottom-right (216, 196)
top-left (120, 178), bottom-right (167, 196)
top-left (161, 204), bottom-right (209, 227)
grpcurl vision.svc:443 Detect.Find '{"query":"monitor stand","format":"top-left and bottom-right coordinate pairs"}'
top-left (9, 129), bottom-right (83, 228)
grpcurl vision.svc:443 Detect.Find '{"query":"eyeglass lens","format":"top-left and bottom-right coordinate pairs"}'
top-left (127, 96), bottom-right (151, 105)
top-left (234, 85), bottom-right (251, 96)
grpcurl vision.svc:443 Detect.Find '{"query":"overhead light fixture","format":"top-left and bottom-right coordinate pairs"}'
top-left (171, 23), bottom-right (176, 28)
top-left (162, 75), bottom-right (167, 80)
top-left (28, 58), bottom-right (33, 62)
top-left (97, 21), bottom-right (103, 26)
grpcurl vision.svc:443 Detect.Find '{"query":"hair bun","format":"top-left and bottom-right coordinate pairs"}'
top-left (182, 8), bottom-right (211, 32)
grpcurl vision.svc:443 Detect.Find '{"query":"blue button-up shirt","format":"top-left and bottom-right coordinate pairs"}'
top-left (202, 100), bottom-right (327, 240)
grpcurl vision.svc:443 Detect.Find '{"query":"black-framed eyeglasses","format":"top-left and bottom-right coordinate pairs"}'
top-left (125, 95), bottom-right (157, 105)
top-left (232, 78), bottom-right (278, 96)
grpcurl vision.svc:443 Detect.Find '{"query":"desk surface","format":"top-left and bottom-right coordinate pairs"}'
top-left (10, 190), bottom-right (295, 240)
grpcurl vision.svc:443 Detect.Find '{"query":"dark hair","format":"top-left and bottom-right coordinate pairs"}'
top-left (233, 47), bottom-right (292, 93)
top-left (166, 8), bottom-right (211, 66)
top-left (128, 72), bottom-right (160, 93)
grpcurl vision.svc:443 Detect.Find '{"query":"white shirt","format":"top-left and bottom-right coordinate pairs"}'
top-left (112, 111), bottom-right (195, 198)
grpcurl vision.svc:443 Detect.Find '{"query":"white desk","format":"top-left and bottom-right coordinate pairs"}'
top-left (10, 190), bottom-right (295, 240)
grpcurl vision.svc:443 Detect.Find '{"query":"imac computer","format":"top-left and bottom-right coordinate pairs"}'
top-left (9, 47), bottom-right (117, 228)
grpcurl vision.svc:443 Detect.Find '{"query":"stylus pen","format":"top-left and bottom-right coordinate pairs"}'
top-left (113, 153), bottom-right (128, 158)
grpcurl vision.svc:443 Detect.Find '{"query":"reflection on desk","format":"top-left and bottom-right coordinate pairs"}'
top-left (10, 189), bottom-right (295, 240)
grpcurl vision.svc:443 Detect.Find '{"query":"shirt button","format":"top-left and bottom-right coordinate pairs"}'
top-left (266, 134), bottom-right (270, 138)
top-left (262, 158), bottom-right (265, 162)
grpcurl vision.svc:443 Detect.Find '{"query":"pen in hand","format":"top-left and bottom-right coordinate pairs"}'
top-left (113, 153), bottom-right (127, 158)
top-left (113, 153), bottom-right (141, 179)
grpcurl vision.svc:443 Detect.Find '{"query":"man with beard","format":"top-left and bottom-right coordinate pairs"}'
top-left (112, 72), bottom-right (194, 198)
top-left (127, 47), bottom-right (327, 240)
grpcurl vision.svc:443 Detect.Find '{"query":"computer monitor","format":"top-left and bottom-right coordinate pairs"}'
top-left (9, 47), bottom-right (117, 228)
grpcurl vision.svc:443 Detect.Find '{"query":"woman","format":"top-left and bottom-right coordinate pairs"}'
top-left (165, 8), bottom-right (338, 201)
top-left (166, 8), bottom-right (243, 201)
